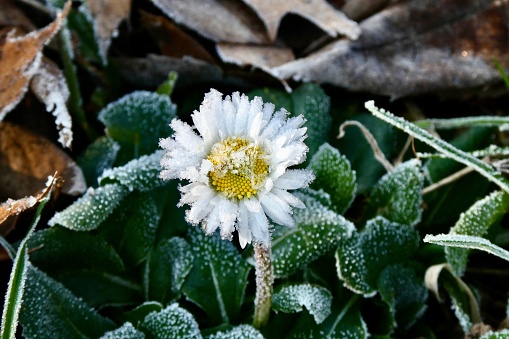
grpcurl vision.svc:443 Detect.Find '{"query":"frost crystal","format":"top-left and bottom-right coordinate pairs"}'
top-left (160, 89), bottom-right (314, 247)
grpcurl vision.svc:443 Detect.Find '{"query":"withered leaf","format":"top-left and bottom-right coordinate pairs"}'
top-left (0, 1), bottom-right (71, 120)
top-left (242, 0), bottom-right (360, 41)
top-left (30, 58), bottom-right (72, 148)
top-left (139, 10), bottom-right (216, 63)
top-left (216, 43), bottom-right (294, 70)
top-left (151, 0), bottom-right (269, 44)
top-left (273, 0), bottom-right (509, 98)
top-left (341, 0), bottom-right (391, 21)
top-left (0, 122), bottom-right (85, 202)
top-left (85, 0), bottom-right (131, 63)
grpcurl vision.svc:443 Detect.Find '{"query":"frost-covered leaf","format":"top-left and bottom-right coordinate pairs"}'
top-left (287, 296), bottom-right (368, 339)
top-left (78, 136), bottom-right (120, 187)
top-left (145, 237), bottom-right (194, 304)
top-left (98, 150), bottom-right (166, 192)
top-left (309, 143), bottom-right (356, 214)
top-left (291, 83), bottom-right (331, 158)
top-left (369, 159), bottom-right (423, 226)
top-left (424, 234), bottom-right (509, 263)
top-left (98, 91), bottom-right (176, 163)
top-left (378, 264), bottom-right (427, 330)
top-left (424, 264), bottom-right (481, 333)
top-left (139, 303), bottom-right (202, 339)
top-left (119, 302), bottom-right (163, 327)
top-left (0, 122), bottom-right (86, 199)
top-left (30, 58), bottom-right (72, 148)
top-left (48, 184), bottom-right (128, 231)
top-left (336, 216), bottom-right (420, 296)
top-left (272, 189), bottom-right (355, 278)
top-left (445, 190), bottom-right (509, 276)
top-left (272, 284), bottom-right (332, 324)
top-left (19, 265), bottom-right (115, 339)
top-left (27, 227), bottom-right (142, 307)
top-left (183, 227), bottom-right (251, 325)
top-left (0, 2), bottom-right (70, 120)
top-left (100, 322), bottom-right (145, 339)
top-left (205, 325), bottom-right (264, 339)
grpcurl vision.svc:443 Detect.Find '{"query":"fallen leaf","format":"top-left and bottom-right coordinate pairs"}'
top-left (0, 1), bottom-right (71, 120)
top-left (0, 175), bottom-right (57, 229)
top-left (273, 0), bottom-right (509, 98)
top-left (85, 0), bottom-right (132, 63)
top-left (217, 43), bottom-right (294, 69)
top-left (151, 0), bottom-right (269, 44)
top-left (242, 0), bottom-right (360, 41)
top-left (340, 0), bottom-right (391, 20)
top-left (139, 10), bottom-right (216, 63)
top-left (0, 122), bottom-right (86, 202)
top-left (115, 54), bottom-right (224, 88)
top-left (30, 58), bottom-right (72, 148)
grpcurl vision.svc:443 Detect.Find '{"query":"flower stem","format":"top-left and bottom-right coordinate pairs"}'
top-left (253, 241), bottom-right (274, 329)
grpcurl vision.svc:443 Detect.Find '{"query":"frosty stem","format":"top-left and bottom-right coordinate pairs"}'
top-left (253, 241), bottom-right (273, 328)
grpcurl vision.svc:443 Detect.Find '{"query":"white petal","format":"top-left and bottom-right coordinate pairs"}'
top-left (219, 199), bottom-right (238, 240)
top-left (271, 188), bottom-right (306, 208)
top-left (179, 183), bottom-right (214, 205)
top-left (244, 196), bottom-right (261, 212)
top-left (234, 92), bottom-right (250, 135)
top-left (247, 96), bottom-right (263, 129)
top-left (237, 201), bottom-right (251, 248)
top-left (186, 192), bottom-right (217, 224)
top-left (222, 98), bottom-right (236, 136)
top-left (260, 192), bottom-right (294, 227)
top-left (170, 119), bottom-right (204, 153)
top-left (193, 89), bottom-right (223, 144)
top-left (248, 111), bottom-right (263, 139)
top-left (274, 169), bottom-right (315, 190)
top-left (249, 208), bottom-right (270, 245)
top-left (202, 195), bottom-right (225, 234)
top-left (260, 110), bottom-right (287, 140)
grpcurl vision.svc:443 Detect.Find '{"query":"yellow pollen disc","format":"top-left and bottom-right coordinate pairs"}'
top-left (207, 137), bottom-right (269, 200)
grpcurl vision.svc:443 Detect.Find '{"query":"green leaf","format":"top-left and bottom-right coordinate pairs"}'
top-left (272, 189), bottom-right (356, 278)
top-left (336, 216), bottom-right (420, 296)
top-left (415, 116), bottom-right (509, 130)
top-left (77, 136), bottom-right (120, 187)
top-left (424, 234), bottom-right (509, 263)
top-left (308, 143), bottom-right (356, 214)
top-left (48, 184), bottom-right (128, 231)
top-left (145, 237), bottom-right (194, 304)
top-left (287, 295), bottom-right (367, 339)
top-left (98, 150), bottom-right (166, 192)
top-left (183, 227), bottom-right (251, 325)
top-left (365, 101), bottom-right (509, 193)
top-left (99, 322), bottom-right (145, 339)
top-left (378, 264), bottom-right (427, 330)
top-left (248, 88), bottom-right (293, 112)
top-left (445, 190), bottom-right (509, 275)
top-left (369, 160), bottom-right (423, 226)
top-left (67, 6), bottom-right (102, 64)
top-left (272, 284), bottom-right (332, 324)
top-left (205, 325), bottom-right (264, 339)
top-left (119, 302), bottom-right (163, 327)
top-left (19, 266), bottom-right (116, 338)
top-left (139, 304), bottom-right (202, 339)
top-left (98, 91), bottom-right (176, 163)
top-left (291, 83), bottom-right (331, 158)
top-left (1, 191), bottom-right (51, 339)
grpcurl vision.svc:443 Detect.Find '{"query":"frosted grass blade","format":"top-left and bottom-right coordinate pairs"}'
top-left (424, 234), bottom-right (509, 262)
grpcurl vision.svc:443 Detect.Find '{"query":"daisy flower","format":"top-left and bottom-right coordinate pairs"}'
top-left (159, 89), bottom-right (314, 248)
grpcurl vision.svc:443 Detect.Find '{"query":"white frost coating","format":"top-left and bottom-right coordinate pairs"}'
top-left (31, 60), bottom-right (72, 148)
top-left (99, 322), bottom-right (145, 339)
top-left (272, 284), bottom-right (332, 324)
top-left (480, 329), bottom-right (509, 339)
top-left (160, 89), bottom-right (314, 248)
top-left (141, 303), bottom-right (202, 339)
top-left (206, 324), bottom-right (263, 339)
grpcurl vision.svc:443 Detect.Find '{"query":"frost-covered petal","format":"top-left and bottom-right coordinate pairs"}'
top-left (260, 192), bottom-right (294, 227)
top-left (237, 201), bottom-right (251, 249)
top-left (274, 169), bottom-right (315, 190)
top-left (169, 119), bottom-right (204, 153)
top-left (249, 207), bottom-right (271, 245)
top-left (234, 92), bottom-right (250, 135)
top-left (271, 188), bottom-right (305, 208)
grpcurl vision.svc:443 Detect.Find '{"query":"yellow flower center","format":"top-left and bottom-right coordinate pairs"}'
top-left (208, 137), bottom-right (269, 200)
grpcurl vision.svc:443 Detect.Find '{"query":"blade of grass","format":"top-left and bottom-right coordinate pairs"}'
top-left (1, 179), bottom-right (55, 339)
top-left (364, 101), bottom-right (509, 194)
top-left (423, 234), bottom-right (509, 263)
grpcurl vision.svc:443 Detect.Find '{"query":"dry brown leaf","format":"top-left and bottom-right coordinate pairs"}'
top-left (151, 0), bottom-right (269, 44)
top-left (0, 122), bottom-right (85, 202)
top-left (30, 58), bottom-right (72, 148)
top-left (85, 0), bottom-right (131, 63)
top-left (242, 0), bottom-right (360, 41)
top-left (0, 1), bottom-right (71, 120)
top-left (0, 175), bottom-right (57, 228)
top-left (217, 43), bottom-right (294, 69)
top-left (341, 0), bottom-right (391, 20)
top-left (139, 10), bottom-right (216, 63)
top-left (273, 0), bottom-right (509, 98)
top-left (115, 54), bottom-right (224, 88)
